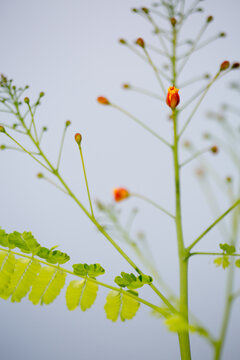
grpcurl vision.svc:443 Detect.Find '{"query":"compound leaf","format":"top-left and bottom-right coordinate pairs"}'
top-left (29, 266), bottom-right (56, 305)
top-left (0, 253), bottom-right (16, 294)
top-left (73, 263), bottom-right (105, 278)
top-left (8, 232), bottom-right (40, 255)
top-left (114, 272), bottom-right (152, 290)
top-left (104, 290), bottom-right (140, 322)
top-left (66, 279), bottom-right (98, 311)
top-left (214, 256), bottom-right (230, 269)
top-left (219, 243), bottom-right (236, 255)
top-left (11, 260), bottom-right (41, 302)
top-left (41, 270), bottom-right (66, 305)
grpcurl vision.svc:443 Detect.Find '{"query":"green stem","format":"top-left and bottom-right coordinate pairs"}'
top-left (131, 192), bottom-right (175, 219)
top-left (78, 144), bottom-right (94, 218)
top-left (172, 23), bottom-right (191, 359)
top-left (111, 103), bottom-right (172, 148)
top-left (57, 126), bottom-right (67, 170)
top-left (214, 205), bottom-right (240, 360)
top-left (187, 200), bottom-right (240, 252)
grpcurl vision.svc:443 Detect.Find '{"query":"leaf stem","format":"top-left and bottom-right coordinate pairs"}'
top-left (131, 192), bottom-right (175, 219)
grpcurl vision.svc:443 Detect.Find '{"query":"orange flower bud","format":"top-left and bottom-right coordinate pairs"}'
top-left (207, 15), bottom-right (213, 23)
top-left (141, 7), bottom-right (149, 14)
top-left (119, 38), bottom-right (127, 45)
top-left (170, 17), bottom-right (177, 26)
top-left (75, 133), bottom-right (82, 145)
top-left (97, 96), bottom-right (110, 105)
top-left (136, 38), bottom-right (145, 48)
top-left (166, 86), bottom-right (180, 109)
top-left (211, 145), bottom-right (219, 154)
top-left (113, 188), bottom-right (130, 202)
top-left (0, 125), bottom-right (5, 133)
top-left (122, 83), bottom-right (130, 89)
top-left (220, 61), bottom-right (230, 71)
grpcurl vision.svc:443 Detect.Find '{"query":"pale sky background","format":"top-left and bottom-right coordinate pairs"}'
top-left (0, 0), bottom-right (240, 359)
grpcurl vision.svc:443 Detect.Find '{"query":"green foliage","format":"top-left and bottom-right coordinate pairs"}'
top-left (235, 259), bottom-right (240, 268)
top-left (29, 267), bottom-right (66, 305)
top-left (8, 231), bottom-right (40, 255)
top-left (66, 279), bottom-right (98, 311)
top-left (214, 256), bottom-right (230, 269)
top-left (165, 315), bottom-right (196, 333)
top-left (11, 260), bottom-right (41, 302)
top-left (0, 252), bottom-right (16, 294)
top-left (0, 229), bottom-right (15, 249)
top-left (37, 247), bottom-right (70, 265)
top-left (114, 272), bottom-right (152, 290)
top-left (219, 243), bottom-right (236, 255)
top-left (73, 263), bottom-right (105, 277)
top-left (104, 290), bottom-right (140, 322)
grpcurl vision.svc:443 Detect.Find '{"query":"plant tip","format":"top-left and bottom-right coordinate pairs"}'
top-left (119, 38), bottom-right (127, 45)
top-left (39, 91), bottom-right (45, 98)
top-left (75, 133), bottom-right (82, 145)
top-left (113, 188), bottom-right (130, 202)
top-left (24, 97), bottom-right (30, 104)
top-left (232, 62), bottom-right (240, 69)
top-left (220, 61), bottom-right (230, 71)
top-left (166, 86), bottom-right (180, 109)
top-left (97, 96), bottom-right (110, 105)
top-left (37, 172), bottom-right (44, 179)
top-left (170, 17), bottom-right (177, 26)
top-left (136, 37), bottom-right (145, 48)
top-left (122, 83), bottom-right (130, 89)
top-left (0, 125), bottom-right (6, 133)
top-left (207, 15), bottom-right (214, 23)
top-left (210, 145), bottom-right (219, 154)
top-left (65, 120), bottom-right (71, 127)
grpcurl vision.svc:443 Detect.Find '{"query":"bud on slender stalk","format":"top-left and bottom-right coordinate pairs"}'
top-left (170, 17), bottom-right (177, 26)
top-left (119, 38), bottom-right (127, 45)
top-left (75, 133), bottom-right (82, 145)
top-left (166, 86), bottom-right (180, 109)
top-left (136, 38), bottom-right (145, 48)
top-left (220, 61), bottom-right (230, 71)
top-left (39, 92), bottom-right (45, 98)
top-left (24, 97), bottom-right (30, 104)
top-left (207, 15), bottom-right (214, 23)
top-left (0, 125), bottom-right (5, 133)
top-left (232, 62), bottom-right (240, 69)
top-left (113, 188), bottom-right (130, 202)
top-left (141, 7), bottom-right (149, 14)
top-left (97, 96), bottom-right (110, 105)
top-left (65, 120), bottom-right (71, 127)
top-left (37, 172), bottom-right (44, 179)
top-left (122, 83), bottom-right (130, 89)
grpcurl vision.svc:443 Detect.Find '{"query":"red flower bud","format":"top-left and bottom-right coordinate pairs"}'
top-left (97, 96), bottom-right (110, 105)
top-left (232, 62), bottom-right (240, 69)
top-left (166, 86), bottom-right (180, 109)
top-left (113, 188), bottom-right (130, 202)
top-left (220, 61), bottom-right (230, 71)
top-left (75, 133), bottom-right (82, 145)
top-left (136, 38), bottom-right (145, 48)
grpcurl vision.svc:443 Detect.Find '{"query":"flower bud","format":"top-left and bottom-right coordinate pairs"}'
top-left (232, 62), bottom-right (240, 69)
top-left (170, 17), bottom-right (177, 26)
top-left (204, 73), bottom-right (210, 79)
top-left (220, 61), bottom-right (230, 71)
top-left (131, 8), bottom-right (138, 13)
top-left (136, 38), bottom-right (145, 48)
top-left (182, 140), bottom-right (192, 148)
top-left (119, 38), bottom-right (127, 45)
top-left (207, 15), bottom-right (214, 23)
top-left (122, 83), bottom-right (130, 89)
top-left (210, 145), bottom-right (219, 154)
top-left (39, 91), bottom-right (45, 97)
top-left (97, 96), bottom-right (110, 105)
top-left (226, 176), bottom-right (232, 183)
top-left (113, 188), bottom-right (130, 202)
top-left (0, 125), bottom-right (5, 133)
top-left (43, 126), bottom-right (48, 132)
top-left (37, 172), bottom-right (44, 179)
top-left (219, 32), bottom-right (226, 37)
top-left (195, 168), bottom-right (205, 178)
top-left (75, 133), bottom-right (82, 145)
top-left (65, 120), bottom-right (71, 127)
top-left (0, 144), bottom-right (6, 150)
top-left (141, 7), bottom-right (149, 14)
top-left (166, 86), bottom-right (180, 109)
top-left (24, 97), bottom-right (30, 104)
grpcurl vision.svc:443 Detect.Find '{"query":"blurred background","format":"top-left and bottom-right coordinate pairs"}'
top-left (0, 0), bottom-right (240, 359)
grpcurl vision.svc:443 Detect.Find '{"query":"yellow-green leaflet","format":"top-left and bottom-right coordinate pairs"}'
top-left (66, 279), bottom-right (98, 311)
top-left (0, 258), bottom-right (30, 300)
top-left (41, 270), bottom-right (66, 305)
top-left (11, 260), bottom-right (41, 302)
top-left (0, 253), bottom-right (16, 294)
top-left (29, 266), bottom-right (56, 305)
top-left (104, 290), bottom-right (140, 322)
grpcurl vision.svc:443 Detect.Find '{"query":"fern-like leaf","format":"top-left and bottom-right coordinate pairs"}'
top-left (11, 260), bottom-right (41, 302)
top-left (29, 266), bottom-right (56, 305)
top-left (41, 270), bottom-right (66, 305)
top-left (66, 279), bottom-right (98, 311)
top-left (104, 290), bottom-right (140, 322)
top-left (0, 252), bottom-right (16, 294)
top-left (0, 258), bottom-right (30, 300)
